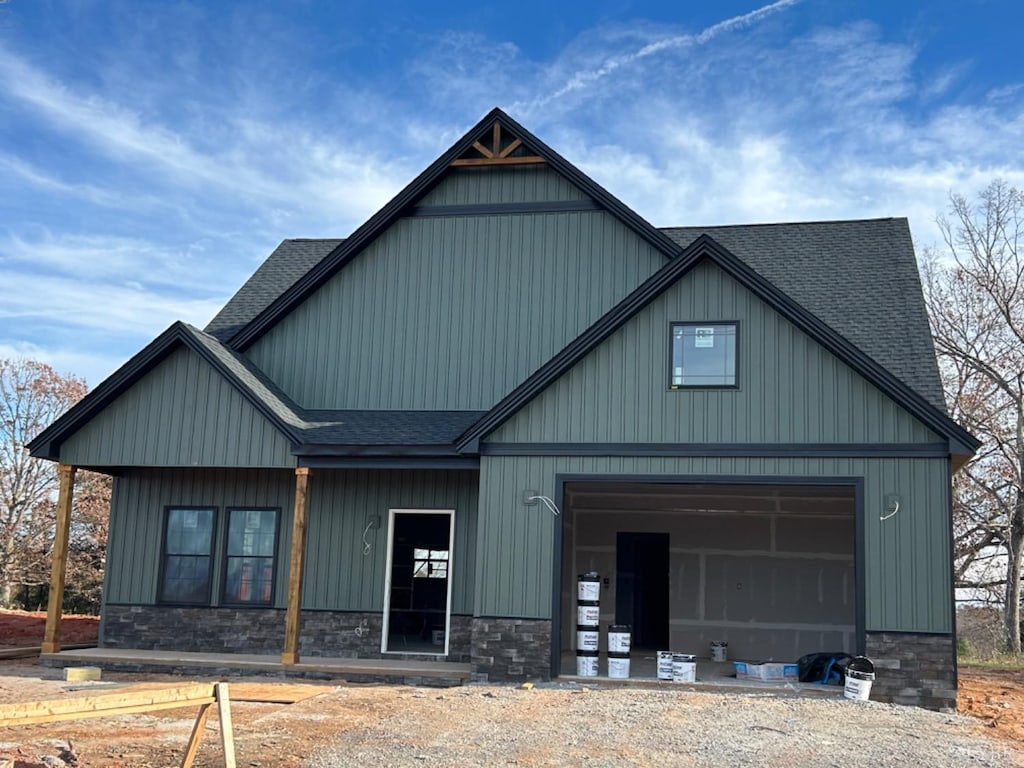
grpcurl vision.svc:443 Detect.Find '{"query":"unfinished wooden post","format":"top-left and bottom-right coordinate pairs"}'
top-left (41, 464), bottom-right (76, 654)
top-left (282, 467), bottom-right (311, 664)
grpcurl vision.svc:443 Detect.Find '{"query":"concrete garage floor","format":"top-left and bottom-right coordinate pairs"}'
top-left (558, 651), bottom-right (845, 697)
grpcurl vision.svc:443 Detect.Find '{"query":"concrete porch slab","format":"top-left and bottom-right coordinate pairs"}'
top-left (39, 647), bottom-right (472, 687)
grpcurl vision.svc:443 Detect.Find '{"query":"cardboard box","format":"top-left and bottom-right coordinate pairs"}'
top-left (733, 661), bottom-right (798, 682)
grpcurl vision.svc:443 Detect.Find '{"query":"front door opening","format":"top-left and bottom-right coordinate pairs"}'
top-left (382, 509), bottom-right (454, 655)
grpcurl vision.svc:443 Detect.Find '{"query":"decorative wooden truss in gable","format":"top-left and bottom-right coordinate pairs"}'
top-left (451, 121), bottom-right (546, 167)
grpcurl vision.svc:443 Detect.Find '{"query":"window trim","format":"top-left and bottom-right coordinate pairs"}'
top-left (667, 320), bottom-right (740, 390)
top-left (157, 506), bottom-right (218, 606)
top-left (220, 506), bottom-right (282, 608)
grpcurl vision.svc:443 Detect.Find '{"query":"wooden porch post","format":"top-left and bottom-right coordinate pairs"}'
top-left (41, 464), bottom-right (76, 654)
top-left (281, 467), bottom-right (311, 665)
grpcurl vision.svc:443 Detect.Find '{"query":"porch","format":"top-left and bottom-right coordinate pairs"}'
top-left (39, 647), bottom-right (473, 687)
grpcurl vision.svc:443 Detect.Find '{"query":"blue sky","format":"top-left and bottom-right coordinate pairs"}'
top-left (1, 0), bottom-right (1022, 386)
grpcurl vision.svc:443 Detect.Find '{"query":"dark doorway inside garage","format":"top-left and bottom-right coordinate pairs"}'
top-left (615, 532), bottom-right (670, 649)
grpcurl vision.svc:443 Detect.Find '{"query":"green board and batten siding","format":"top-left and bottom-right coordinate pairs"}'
top-left (490, 260), bottom-right (941, 445)
top-left (476, 455), bottom-right (951, 634)
top-left (415, 166), bottom-right (589, 206)
top-left (104, 468), bottom-right (478, 616)
top-left (247, 183), bottom-right (664, 411)
top-left (60, 347), bottom-right (294, 468)
top-left (476, 260), bottom-right (951, 632)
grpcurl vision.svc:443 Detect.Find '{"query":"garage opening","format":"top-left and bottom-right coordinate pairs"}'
top-left (558, 481), bottom-right (858, 678)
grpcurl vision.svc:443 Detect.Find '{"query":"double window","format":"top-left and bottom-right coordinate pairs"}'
top-left (669, 322), bottom-right (738, 388)
top-left (158, 507), bottom-right (280, 606)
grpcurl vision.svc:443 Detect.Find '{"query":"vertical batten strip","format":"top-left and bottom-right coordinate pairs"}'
top-left (41, 464), bottom-right (77, 654)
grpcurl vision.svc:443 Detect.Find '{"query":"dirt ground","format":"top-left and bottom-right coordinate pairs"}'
top-left (0, 611), bottom-right (1021, 766)
top-left (0, 610), bottom-right (99, 649)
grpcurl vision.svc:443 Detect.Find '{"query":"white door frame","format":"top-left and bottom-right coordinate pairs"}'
top-left (381, 508), bottom-right (456, 656)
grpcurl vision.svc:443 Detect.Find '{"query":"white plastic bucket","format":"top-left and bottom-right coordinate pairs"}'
top-left (844, 669), bottom-right (874, 701)
top-left (576, 651), bottom-right (598, 676)
top-left (576, 627), bottom-right (599, 651)
top-left (710, 641), bottom-right (728, 662)
top-left (608, 625), bottom-right (631, 654)
top-left (657, 651), bottom-right (675, 681)
top-left (577, 574), bottom-right (601, 602)
top-left (672, 653), bottom-right (696, 683)
top-left (577, 602), bottom-right (600, 627)
top-left (608, 653), bottom-right (630, 679)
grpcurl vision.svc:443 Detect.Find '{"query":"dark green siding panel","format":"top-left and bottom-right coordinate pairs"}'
top-left (104, 468), bottom-right (479, 616)
top-left (103, 469), bottom-right (296, 606)
top-left (489, 261), bottom-right (941, 444)
top-left (60, 347), bottom-right (294, 468)
top-left (247, 212), bottom-right (664, 409)
top-left (304, 469), bottom-right (478, 614)
top-left (415, 166), bottom-right (588, 206)
top-left (476, 456), bottom-right (951, 633)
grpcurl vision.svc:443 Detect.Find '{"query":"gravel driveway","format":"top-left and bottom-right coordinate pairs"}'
top-left (303, 684), bottom-right (1022, 767)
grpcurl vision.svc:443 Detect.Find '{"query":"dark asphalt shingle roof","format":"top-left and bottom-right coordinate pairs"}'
top-left (300, 410), bottom-right (487, 446)
top-left (209, 220), bottom-right (944, 412)
top-left (205, 239), bottom-right (344, 341)
top-left (660, 219), bottom-right (945, 411)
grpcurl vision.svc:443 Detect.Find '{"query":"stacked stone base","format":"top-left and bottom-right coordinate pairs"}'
top-left (865, 631), bottom-right (957, 710)
top-left (470, 618), bottom-right (552, 681)
top-left (101, 605), bottom-right (473, 663)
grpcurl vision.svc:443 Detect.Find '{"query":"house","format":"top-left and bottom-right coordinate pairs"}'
top-left (30, 108), bottom-right (977, 709)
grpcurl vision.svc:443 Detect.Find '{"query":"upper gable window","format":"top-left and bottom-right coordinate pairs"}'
top-left (670, 322), bottom-right (738, 388)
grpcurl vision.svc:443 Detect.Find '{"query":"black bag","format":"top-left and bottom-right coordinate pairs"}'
top-left (797, 652), bottom-right (852, 684)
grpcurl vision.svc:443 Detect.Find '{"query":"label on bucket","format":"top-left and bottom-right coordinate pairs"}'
top-left (576, 653), bottom-right (598, 677)
top-left (608, 655), bottom-right (630, 679)
top-left (672, 657), bottom-right (696, 683)
top-left (577, 578), bottom-right (601, 602)
top-left (657, 651), bottom-right (675, 680)
top-left (576, 629), bottom-right (599, 651)
top-left (577, 604), bottom-right (600, 626)
top-left (608, 627), bottom-right (631, 654)
top-left (844, 675), bottom-right (872, 701)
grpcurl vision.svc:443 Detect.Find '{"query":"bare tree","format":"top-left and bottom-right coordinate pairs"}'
top-left (922, 180), bottom-right (1024, 652)
top-left (0, 358), bottom-right (109, 610)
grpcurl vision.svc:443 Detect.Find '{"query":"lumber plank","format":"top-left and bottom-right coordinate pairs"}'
top-left (0, 683), bottom-right (216, 726)
top-left (180, 703), bottom-right (212, 768)
top-left (450, 156), bottom-right (545, 167)
top-left (216, 683), bottom-right (236, 768)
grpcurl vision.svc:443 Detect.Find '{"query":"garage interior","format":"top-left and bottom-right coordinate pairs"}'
top-left (559, 481), bottom-right (857, 679)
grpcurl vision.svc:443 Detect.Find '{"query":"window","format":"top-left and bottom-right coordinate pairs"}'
top-left (159, 508), bottom-right (215, 604)
top-left (222, 508), bottom-right (279, 605)
top-left (412, 548), bottom-right (449, 579)
top-left (670, 322), bottom-right (738, 388)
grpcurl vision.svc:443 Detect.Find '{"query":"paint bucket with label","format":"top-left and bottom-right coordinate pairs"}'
top-left (608, 652), bottom-right (630, 679)
top-left (710, 641), bottom-right (728, 662)
top-left (431, 630), bottom-right (444, 646)
top-left (576, 650), bottom-right (599, 677)
top-left (672, 653), bottom-right (696, 683)
top-left (843, 656), bottom-right (875, 701)
top-left (576, 626), bottom-right (599, 652)
top-left (577, 601), bottom-right (600, 628)
top-left (577, 572), bottom-right (601, 602)
top-left (608, 625), bottom-right (631, 654)
top-left (657, 651), bottom-right (675, 681)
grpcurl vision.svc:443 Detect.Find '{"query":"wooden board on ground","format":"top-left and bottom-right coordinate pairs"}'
top-left (229, 683), bottom-right (328, 704)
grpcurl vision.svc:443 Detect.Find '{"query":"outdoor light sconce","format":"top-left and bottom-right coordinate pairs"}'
top-left (880, 494), bottom-right (901, 522)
